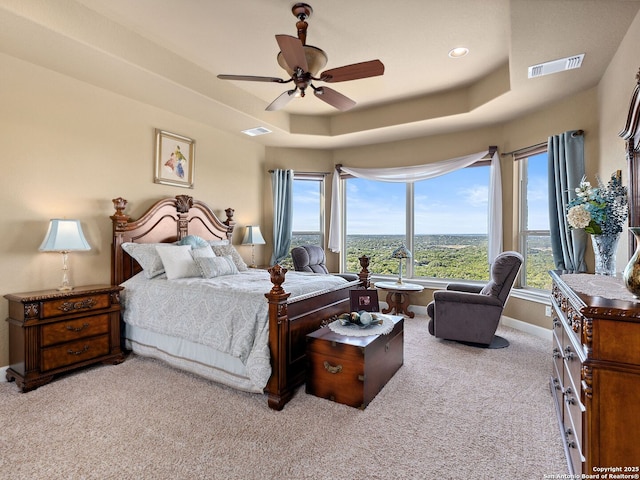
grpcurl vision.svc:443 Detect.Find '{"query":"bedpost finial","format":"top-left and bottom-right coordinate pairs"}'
top-left (224, 208), bottom-right (236, 230)
top-left (268, 264), bottom-right (287, 294)
top-left (112, 197), bottom-right (128, 216)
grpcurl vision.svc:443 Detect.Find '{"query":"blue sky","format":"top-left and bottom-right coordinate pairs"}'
top-left (292, 153), bottom-right (549, 236)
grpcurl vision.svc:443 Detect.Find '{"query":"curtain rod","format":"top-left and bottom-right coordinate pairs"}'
top-left (501, 130), bottom-right (584, 156)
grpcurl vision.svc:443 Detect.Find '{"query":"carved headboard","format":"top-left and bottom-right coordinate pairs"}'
top-left (110, 195), bottom-right (235, 285)
top-left (619, 68), bottom-right (640, 255)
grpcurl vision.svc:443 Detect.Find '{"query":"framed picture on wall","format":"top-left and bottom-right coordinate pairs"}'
top-left (154, 129), bottom-right (195, 188)
top-left (350, 289), bottom-right (379, 312)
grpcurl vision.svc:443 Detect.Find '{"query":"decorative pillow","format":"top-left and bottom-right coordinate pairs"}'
top-left (155, 245), bottom-right (200, 280)
top-left (210, 243), bottom-right (248, 271)
top-left (208, 239), bottom-right (230, 246)
top-left (179, 235), bottom-right (209, 249)
top-left (121, 242), bottom-right (171, 279)
top-left (190, 246), bottom-right (216, 259)
top-left (194, 255), bottom-right (239, 278)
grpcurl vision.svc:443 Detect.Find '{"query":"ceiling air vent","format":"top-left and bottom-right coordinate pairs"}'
top-left (242, 126), bottom-right (272, 137)
top-left (528, 54), bottom-right (585, 79)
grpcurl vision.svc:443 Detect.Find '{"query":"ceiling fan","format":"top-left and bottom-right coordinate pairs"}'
top-left (217, 3), bottom-right (384, 112)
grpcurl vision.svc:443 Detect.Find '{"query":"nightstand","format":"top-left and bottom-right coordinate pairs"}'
top-left (4, 284), bottom-right (125, 392)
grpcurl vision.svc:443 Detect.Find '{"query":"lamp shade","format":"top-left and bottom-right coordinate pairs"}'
top-left (39, 219), bottom-right (91, 252)
top-left (391, 244), bottom-right (412, 259)
top-left (241, 225), bottom-right (266, 246)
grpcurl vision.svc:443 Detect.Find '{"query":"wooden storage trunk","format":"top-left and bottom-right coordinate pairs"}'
top-left (305, 315), bottom-right (403, 409)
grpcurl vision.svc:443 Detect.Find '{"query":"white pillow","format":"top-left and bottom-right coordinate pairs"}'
top-left (190, 245), bottom-right (216, 259)
top-left (194, 255), bottom-right (239, 278)
top-left (155, 245), bottom-right (200, 280)
top-left (122, 242), bottom-right (169, 279)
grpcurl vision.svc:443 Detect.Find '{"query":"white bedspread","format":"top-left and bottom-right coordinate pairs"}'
top-left (120, 269), bottom-right (348, 389)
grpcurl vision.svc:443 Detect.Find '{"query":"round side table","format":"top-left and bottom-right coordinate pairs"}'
top-left (374, 281), bottom-right (424, 318)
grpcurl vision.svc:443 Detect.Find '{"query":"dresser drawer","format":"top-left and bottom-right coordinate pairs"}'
top-left (40, 314), bottom-right (110, 347)
top-left (41, 293), bottom-right (111, 319)
top-left (41, 335), bottom-right (110, 371)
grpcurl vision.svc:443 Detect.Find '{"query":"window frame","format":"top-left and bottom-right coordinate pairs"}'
top-left (340, 161), bottom-right (492, 282)
top-left (291, 172), bottom-right (326, 250)
top-left (514, 144), bottom-right (552, 290)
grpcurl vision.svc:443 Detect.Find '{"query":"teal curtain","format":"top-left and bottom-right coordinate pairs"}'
top-left (270, 169), bottom-right (294, 266)
top-left (548, 130), bottom-right (587, 272)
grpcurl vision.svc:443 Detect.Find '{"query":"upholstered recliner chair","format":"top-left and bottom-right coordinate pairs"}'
top-left (291, 245), bottom-right (330, 273)
top-left (426, 251), bottom-right (523, 348)
top-left (290, 245), bottom-right (358, 281)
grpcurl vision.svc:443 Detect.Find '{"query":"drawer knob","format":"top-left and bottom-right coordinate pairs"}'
top-left (564, 345), bottom-right (576, 360)
top-left (323, 361), bottom-right (342, 374)
top-left (67, 345), bottom-right (90, 356)
top-left (66, 323), bottom-right (90, 333)
top-left (564, 387), bottom-right (577, 405)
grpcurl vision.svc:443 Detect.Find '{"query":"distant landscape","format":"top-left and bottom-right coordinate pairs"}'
top-left (289, 234), bottom-right (554, 290)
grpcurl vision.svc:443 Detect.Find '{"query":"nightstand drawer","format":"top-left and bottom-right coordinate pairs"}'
top-left (41, 293), bottom-right (111, 319)
top-left (41, 314), bottom-right (110, 347)
top-left (41, 335), bottom-right (110, 371)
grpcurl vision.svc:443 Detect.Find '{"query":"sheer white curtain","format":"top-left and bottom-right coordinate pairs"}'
top-left (328, 149), bottom-right (503, 263)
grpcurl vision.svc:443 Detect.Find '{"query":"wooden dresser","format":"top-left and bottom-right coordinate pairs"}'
top-left (550, 271), bottom-right (640, 475)
top-left (5, 284), bottom-right (124, 391)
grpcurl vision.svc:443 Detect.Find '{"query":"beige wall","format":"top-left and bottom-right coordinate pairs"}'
top-left (598, 9), bottom-right (640, 262)
top-left (2, 9), bottom-right (640, 366)
top-left (0, 53), bottom-right (266, 365)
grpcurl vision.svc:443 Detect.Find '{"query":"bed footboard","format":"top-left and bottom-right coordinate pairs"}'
top-left (264, 258), bottom-right (369, 411)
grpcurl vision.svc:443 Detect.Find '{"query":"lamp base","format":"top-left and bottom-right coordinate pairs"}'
top-left (57, 285), bottom-right (74, 291)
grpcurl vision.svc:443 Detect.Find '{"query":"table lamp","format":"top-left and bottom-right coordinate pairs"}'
top-left (39, 219), bottom-right (91, 290)
top-left (390, 244), bottom-right (412, 284)
top-left (241, 225), bottom-right (266, 268)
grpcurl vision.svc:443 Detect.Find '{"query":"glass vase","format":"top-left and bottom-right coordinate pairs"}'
top-left (623, 227), bottom-right (640, 297)
top-left (591, 233), bottom-right (620, 276)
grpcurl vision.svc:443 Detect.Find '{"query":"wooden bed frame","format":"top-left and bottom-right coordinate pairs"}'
top-left (111, 195), bottom-right (369, 410)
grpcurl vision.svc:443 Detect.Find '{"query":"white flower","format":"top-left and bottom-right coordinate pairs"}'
top-left (567, 205), bottom-right (591, 229)
top-left (575, 181), bottom-right (593, 199)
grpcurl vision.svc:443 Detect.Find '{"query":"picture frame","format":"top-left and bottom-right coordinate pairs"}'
top-left (154, 129), bottom-right (195, 188)
top-left (350, 289), bottom-right (379, 313)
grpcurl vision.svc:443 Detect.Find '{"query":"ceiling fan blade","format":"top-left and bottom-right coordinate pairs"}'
top-left (217, 74), bottom-right (286, 83)
top-left (275, 34), bottom-right (308, 72)
top-left (320, 60), bottom-right (385, 83)
top-left (266, 89), bottom-right (297, 111)
top-left (314, 86), bottom-right (356, 111)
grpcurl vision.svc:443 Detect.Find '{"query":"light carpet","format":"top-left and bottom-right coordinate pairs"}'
top-left (0, 316), bottom-right (567, 480)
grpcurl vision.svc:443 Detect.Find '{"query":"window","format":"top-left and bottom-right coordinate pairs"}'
top-left (517, 148), bottom-right (554, 290)
top-left (344, 179), bottom-right (406, 274)
top-left (344, 163), bottom-right (491, 282)
top-left (281, 173), bottom-right (324, 269)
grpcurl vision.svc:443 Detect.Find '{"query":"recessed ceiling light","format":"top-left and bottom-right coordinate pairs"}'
top-left (242, 127), bottom-right (272, 137)
top-left (448, 47), bottom-right (469, 58)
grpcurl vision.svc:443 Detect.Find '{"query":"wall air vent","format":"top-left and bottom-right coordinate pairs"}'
top-left (242, 126), bottom-right (272, 136)
top-left (528, 54), bottom-right (585, 79)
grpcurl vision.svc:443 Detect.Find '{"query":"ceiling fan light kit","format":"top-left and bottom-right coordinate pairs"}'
top-left (217, 2), bottom-right (384, 112)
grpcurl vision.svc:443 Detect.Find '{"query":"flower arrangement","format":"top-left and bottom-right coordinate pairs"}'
top-left (566, 171), bottom-right (628, 235)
